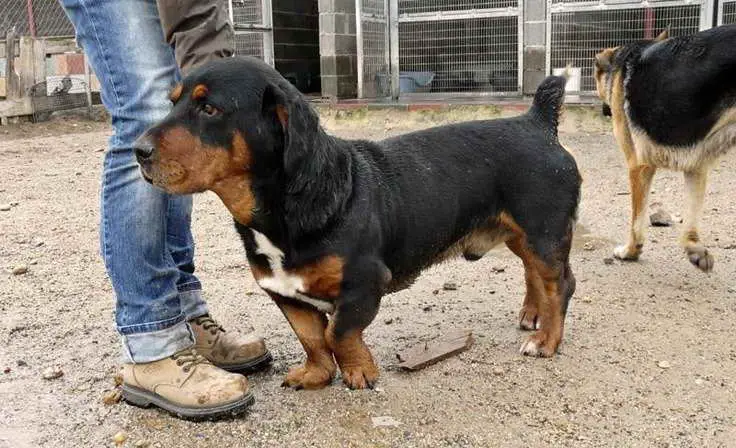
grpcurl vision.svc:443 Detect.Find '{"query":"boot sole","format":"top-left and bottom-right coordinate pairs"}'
top-left (219, 351), bottom-right (274, 374)
top-left (121, 384), bottom-right (255, 421)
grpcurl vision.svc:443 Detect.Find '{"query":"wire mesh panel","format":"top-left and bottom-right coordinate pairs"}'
top-left (357, 0), bottom-right (390, 98)
top-left (30, 78), bottom-right (89, 122)
top-left (0, 0), bottom-right (75, 37)
top-left (720, 0), bottom-right (736, 25)
top-left (549, 3), bottom-right (704, 93)
top-left (230, 0), bottom-right (274, 65)
top-left (398, 0), bottom-right (517, 13)
top-left (398, 14), bottom-right (520, 95)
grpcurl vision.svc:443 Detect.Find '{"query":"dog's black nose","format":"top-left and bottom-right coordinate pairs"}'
top-left (601, 103), bottom-right (612, 117)
top-left (134, 137), bottom-right (155, 161)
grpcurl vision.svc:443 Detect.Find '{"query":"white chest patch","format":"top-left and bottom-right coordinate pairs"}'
top-left (251, 230), bottom-right (335, 313)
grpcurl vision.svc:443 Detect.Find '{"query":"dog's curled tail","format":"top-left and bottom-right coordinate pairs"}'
top-left (528, 66), bottom-right (569, 134)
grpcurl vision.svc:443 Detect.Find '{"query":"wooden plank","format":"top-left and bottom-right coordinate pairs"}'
top-left (396, 330), bottom-right (474, 371)
top-left (18, 37), bottom-right (36, 95)
top-left (0, 97), bottom-right (33, 118)
top-left (45, 39), bottom-right (80, 55)
top-left (33, 38), bottom-right (46, 84)
top-left (5, 31), bottom-right (20, 100)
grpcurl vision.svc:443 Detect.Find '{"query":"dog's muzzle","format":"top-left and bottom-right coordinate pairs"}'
top-left (601, 103), bottom-right (612, 117)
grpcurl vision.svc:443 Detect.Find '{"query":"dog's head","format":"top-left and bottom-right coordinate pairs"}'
top-left (593, 27), bottom-right (670, 117)
top-left (133, 57), bottom-right (326, 226)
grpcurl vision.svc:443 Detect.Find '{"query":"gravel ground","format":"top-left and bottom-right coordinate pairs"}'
top-left (1, 107), bottom-right (735, 448)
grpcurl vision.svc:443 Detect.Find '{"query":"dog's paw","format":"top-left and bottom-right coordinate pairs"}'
top-left (519, 332), bottom-right (559, 358)
top-left (340, 364), bottom-right (379, 390)
top-left (613, 244), bottom-right (641, 261)
top-left (281, 363), bottom-right (335, 390)
top-left (518, 305), bottom-right (540, 331)
top-left (687, 246), bottom-right (714, 272)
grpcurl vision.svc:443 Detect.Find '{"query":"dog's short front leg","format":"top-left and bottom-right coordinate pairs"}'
top-left (270, 294), bottom-right (337, 390)
top-left (682, 169), bottom-right (714, 272)
top-left (614, 164), bottom-right (656, 261)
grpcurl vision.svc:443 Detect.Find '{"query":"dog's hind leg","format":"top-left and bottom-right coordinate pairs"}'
top-left (506, 236), bottom-right (546, 331)
top-left (270, 295), bottom-right (337, 390)
top-left (681, 169), bottom-right (714, 272)
top-left (614, 164), bottom-right (656, 261)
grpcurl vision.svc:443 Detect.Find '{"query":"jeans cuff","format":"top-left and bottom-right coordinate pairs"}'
top-left (179, 288), bottom-right (208, 320)
top-left (120, 319), bottom-right (195, 363)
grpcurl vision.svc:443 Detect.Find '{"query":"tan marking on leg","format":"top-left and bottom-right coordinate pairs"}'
top-left (506, 236), bottom-right (546, 331)
top-left (614, 164), bottom-right (656, 260)
top-left (169, 83), bottom-right (183, 103)
top-left (294, 255), bottom-right (344, 299)
top-left (681, 170), bottom-right (714, 272)
top-left (519, 260), bottom-right (564, 358)
top-left (326, 321), bottom-right (379, 390)
top-left (269, 295), bottom-right (336, 390)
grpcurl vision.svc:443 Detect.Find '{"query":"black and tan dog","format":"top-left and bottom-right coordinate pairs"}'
top-left (134, 57), bottom-right (581, 390)
top-left (594, 25), bottom-right (736, 271)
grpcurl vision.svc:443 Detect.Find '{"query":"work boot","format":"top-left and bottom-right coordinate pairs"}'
top-left (121, 348), bottom-right (253, 420)
top-left (189, 314), bottom-right (272, 373)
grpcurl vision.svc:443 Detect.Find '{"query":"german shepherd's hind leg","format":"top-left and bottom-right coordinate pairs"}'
top-left (681, 169), bottom-right (714, 272)
top-left (506, 236), bottom-right (546, 331)
top-left (614, 164), bottom-right (656, 261)
top-left (271, 295), bottom-right (337, 390)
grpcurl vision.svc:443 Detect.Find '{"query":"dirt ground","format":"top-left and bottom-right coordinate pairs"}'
top-left (1, 106), bottom-right (735, 448)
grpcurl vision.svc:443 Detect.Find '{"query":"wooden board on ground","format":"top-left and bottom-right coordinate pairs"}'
top-left (396, 330), bottom-right (473, 371)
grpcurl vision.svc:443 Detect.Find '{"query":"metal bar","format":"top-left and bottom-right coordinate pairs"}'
top-left (389, 0), bottom-right (400, 100)
top-left (384, 0), bottom-right (391, 96)
top-left (26, 0), bottom-right (36, 38)
top-left (517, 0), bottom-right (524, 95)
top-left (550, 0), bottom-right (704, 12)
top-left (356, 0), bottom-right (364, 99)
top-left (546, 0), bottom-right (552, 75)
top-left (398, 8), bottom-right (521, 22)
top-left (83, 52), bottom-right (93, 118)
top-left (232, 24), bottom-right (272, 31)
top-left (718, 0), bottom-right (724, 25)
top-left (699, 0), bottom-right (714, 29)
top-left (228, 0), bottom-right (234, 25)
top-left (400, 90), bottom-right (524, 98)
top-left (262, 0), bottom-right (275, 66)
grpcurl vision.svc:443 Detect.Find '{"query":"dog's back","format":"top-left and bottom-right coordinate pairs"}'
top-left (624, 24), bottom-right (736, 147)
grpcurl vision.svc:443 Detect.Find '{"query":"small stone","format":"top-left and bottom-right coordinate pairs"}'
top-left (603, 258), bottom-right (614, 265)
top-left (12, 265), bottom-right (29, 275)
top-left (492, 367), bottom-right (504, 376)
top-left (41, 366), bottom-right (64, 380)
top-left (581, 296), bottom-right (593, 303)
top-left (650, 209), bottom-right (673, 227)
top-left (3, 367), bottom-right (10, 374)
top-left (34, 241), bottom-right (44, 247)
top-left (695, 378), bottom-right (704, 386)
top-left (657, 360), bottom-right (671, 369)
top-left (16, 360), bottom-right (27, 367)
top-left (442, 282), bottom-right (458, 291)
top-left (0, 204), bottom-right (10, 211)
top-left (134, 441), bottom-right (150, 448)
top-left (492, 266), bottom-right (506, 273)
top-left (422, 305), bottom-right (432, 312)
top-left (103, 389), bottom-right (122, 405)
top-left (372, 416), bottom-right (401, 427)
top-left (10, 201), bottom-right (19, 206)
top-left (432, 289), bottom-right (439, 295)
top-left (583, 241), bottom-right (595, 251)
top-left (29, 259), bottom-right (38, 266)
top-left (384, 318), bottom-right (394, 325)
top-left (112, 432), bottom-right (127, 445)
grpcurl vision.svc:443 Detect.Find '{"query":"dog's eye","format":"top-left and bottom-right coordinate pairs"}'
top-left (200, 103), bottom-right (219, 117)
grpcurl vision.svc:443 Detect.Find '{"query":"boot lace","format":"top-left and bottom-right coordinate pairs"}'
top-left (171, 348), bottom-right (209, 373)
top-left (193, 315), bottom-right (225, 336)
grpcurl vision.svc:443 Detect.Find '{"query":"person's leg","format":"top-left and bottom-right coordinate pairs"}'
top-left (60, 0), bottom-right (205, 362)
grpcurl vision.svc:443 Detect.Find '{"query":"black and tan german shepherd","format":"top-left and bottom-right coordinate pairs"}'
top-left (594, 25), bottom-right (736, 272)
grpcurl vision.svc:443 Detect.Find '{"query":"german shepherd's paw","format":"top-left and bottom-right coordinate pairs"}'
top-left (687, 246), bottom-right (714, 272)
top-left (613, 243), bottom-right (642, 261)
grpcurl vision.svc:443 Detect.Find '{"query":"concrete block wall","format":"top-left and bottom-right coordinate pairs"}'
top-left (523, 0), bottom-right (547, 95)
top-left (273, 0), bottom-right (321, 94)
top-left (318, 0), bottom-right (358, 99)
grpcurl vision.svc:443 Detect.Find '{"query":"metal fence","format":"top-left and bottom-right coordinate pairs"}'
top-left (548, 0), bottom-right (710, 94)
top-left (358, 0), bottom-right (522, 98)
top-left (0, 0), bottom-right (74, 38)
top-left (230, 0), bottom-right (274, 65)
top-left (719, 0), bottom-right (736, 24)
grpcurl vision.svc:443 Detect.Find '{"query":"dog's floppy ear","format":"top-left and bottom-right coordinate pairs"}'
top-left (655, 25), bottom-right (670, 41)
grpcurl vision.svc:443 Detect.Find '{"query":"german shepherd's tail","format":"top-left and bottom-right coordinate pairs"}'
top-left (528, 67), bottom-right (570, 135)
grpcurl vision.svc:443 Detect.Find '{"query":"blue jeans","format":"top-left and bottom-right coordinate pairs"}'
top-left (61, 0), bottom-right (208, 362)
